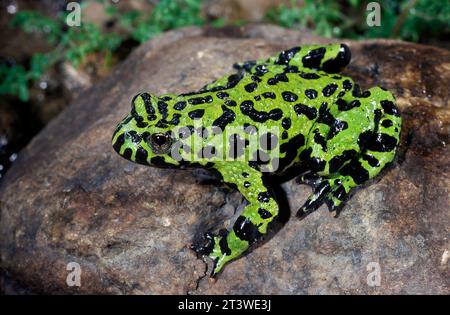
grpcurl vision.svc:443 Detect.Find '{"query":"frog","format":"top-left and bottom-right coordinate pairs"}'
top-left (112, 43), bottom-right (401, 277)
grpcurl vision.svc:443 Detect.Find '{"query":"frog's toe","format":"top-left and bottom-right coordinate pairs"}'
top-left (191, 232), bottom-right (215, 257)
top-left (324, 182), bottom-right (349, 218)
top-left (296, 172), bottom-right (321, 186)
top-left (296, 180), bottom-right (331, 219)
top-left (296, 178), bottom-right (351, 219)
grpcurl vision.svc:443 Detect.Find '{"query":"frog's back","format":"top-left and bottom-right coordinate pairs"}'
top-left (179, 63), bottom-right (358, 174)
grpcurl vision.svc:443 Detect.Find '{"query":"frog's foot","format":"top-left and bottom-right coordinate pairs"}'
top-left (191, 230), bottom-right (247, 277)
top-left (296, 177), bottom-right (350, 220)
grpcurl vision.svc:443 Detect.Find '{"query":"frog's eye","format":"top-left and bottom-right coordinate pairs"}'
top-left (147, 132), bottom-right (172, 154)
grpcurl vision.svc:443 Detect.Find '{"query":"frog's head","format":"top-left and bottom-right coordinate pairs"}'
top-left (112, 92), bottom-right (183, 168)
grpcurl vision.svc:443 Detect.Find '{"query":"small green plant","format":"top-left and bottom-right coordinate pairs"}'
top-left (1, 9), bottom-right (123, 101)
top-left (266, 0), bottom-right (450, 41)
top-left (111, 0), bottom-right (205, 43)
top-left (0, 0), bottom-right (206, 101)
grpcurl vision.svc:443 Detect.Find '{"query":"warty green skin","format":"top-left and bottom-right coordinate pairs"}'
top-left (112, 43), bottom-right (402, 276)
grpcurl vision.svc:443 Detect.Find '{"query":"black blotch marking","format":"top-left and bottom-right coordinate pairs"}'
top-left (147, 114), bottom-right (157, 121)
top-left (352, 84), bottom-right (362, 97)
top-left (336, 99), bottom-right (360, 111)
top-left (242, 172), bottom-right (249, 178)
top-left (225, 99), bottom-right (237, 107)
top-left (123, 148), bottom-right (132, 161)
top-left (340, 159), bottom-right (370, 185)
top-left (313, 129), bottom-right (327, 151)
top-left (237, 60), bottom-right (256, 72)
top-left (332, 185), bottom-right (347, 201)
top-left (322, 44), bottom-right (351, 73)
top-left (167, 113), bottom-right (181, 126)
top-left (188, 109), bottom-right (205, 119)
top-left (258, 208), bottom-right (272, 219)
top-left (374, 109), bottom-right (382, 125)
top-left (276, 46), bottom-right (301, 65)
top-left (381, 119), bottom-right (393, 128)
top-left (136, 121), bottom-right (148, 128)
top-left (282, 131), bottom-right (288, 139)
top-left (212, 105), bottom-right (236, 131)
top-left (257, 191), bottom-right (271, 203)
top-left (381, 100), bottom-right (400, 117)
top-left (173, 101), bottom-right (187, 111)
top-left (361, 91), bottom-right (371, 98)
top-left (254, 65), bottom-right (268, 76)
top-left (275, 73), bottom-right (289, 82)
top-left (358, 131), bottom-right (373, 150)
top-left (343, 79), bottom-right (353, 90)
top-left (140, 92), bottom-right (155, 115)
top-left (278, 134), bottom-right (305, 170)
top-left (226, 73), bottom-right (243, 89)
top-left (240, 100), bottom-right (282, 122)
top-left (188, 95), bottom-right (214, 105)
top-left (127, 131), bottom-right (141, 144)
top-left (300, 72), bottom-right (320, 79)
top-left (327, 119), bottom-right (348, 139)
top-left (302, 47), bottom-right (326, 69)
top-left (366, 133), bottom-right (398, 152)
top-left (317, 102), bottom-right (335, 126)
top-left (294, 104), bottom-right (317, 120)
top-left (362, 153), bottom-right (380, 167)
top-left (262, 92), bottom-right (276, 99)
top-left (281, 117), bottom-right (291, 130)
top-left (329, 149), bottom-right (356, 173)
top-left (135, 147), bottom-right (148, 165)
top-left (244, 181), bottom-right (251, 188)
top-left (298, 147), bottom-right (326, 173)
top-left (216, 92), bottom-right (229, 99)
top-left (113, 133), bottom-right (125, 153)
top-left (251, 75), bottom-right (262, 83)
top-left (245, 82), bottom-right (258, 93)
top-left (121, 115), bottom-right (133, 126)
top-left (155, 121), bottom-right (168, 129)
top-left (254, 95), bottom-right (261, 101)
top-left (150, 156), bottom-right (171, 167)
top-left (233, 216), bottom-right (262, 245)
top-left (267, 78), bottom-right (277, 85)
top-left (219, 237), bottom-right (231, 256)
top-left (284, 65), bottom-right (299, 73)
top-left (305, 89), bottom-right (318, 99)
top-left (282, 91), bottom-right (298, 102)
top-left (322, 83), bottom-right (338, 97)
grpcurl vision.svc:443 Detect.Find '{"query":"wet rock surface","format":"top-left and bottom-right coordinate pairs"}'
top-left (0, 25), bottom-right (449, 294)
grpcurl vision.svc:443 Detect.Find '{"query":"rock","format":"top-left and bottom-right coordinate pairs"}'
top-left (0, 25), bottom-right (449, 294)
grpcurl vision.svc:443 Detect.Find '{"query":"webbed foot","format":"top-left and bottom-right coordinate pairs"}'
top-left (296, 177), bottom-right (349, 220)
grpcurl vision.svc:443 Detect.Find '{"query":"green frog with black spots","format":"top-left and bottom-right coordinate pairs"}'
top-left (112, 43), bottom-right (401, 277)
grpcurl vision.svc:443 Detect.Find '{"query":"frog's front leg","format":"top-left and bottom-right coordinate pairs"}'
top-left (192, 163), bottom-right (279, 277)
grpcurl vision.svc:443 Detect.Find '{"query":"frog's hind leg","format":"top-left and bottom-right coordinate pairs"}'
top-left (191, 163), bottom-right (279, 277)
top-left (296, 87), bottom-right (401, 219)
